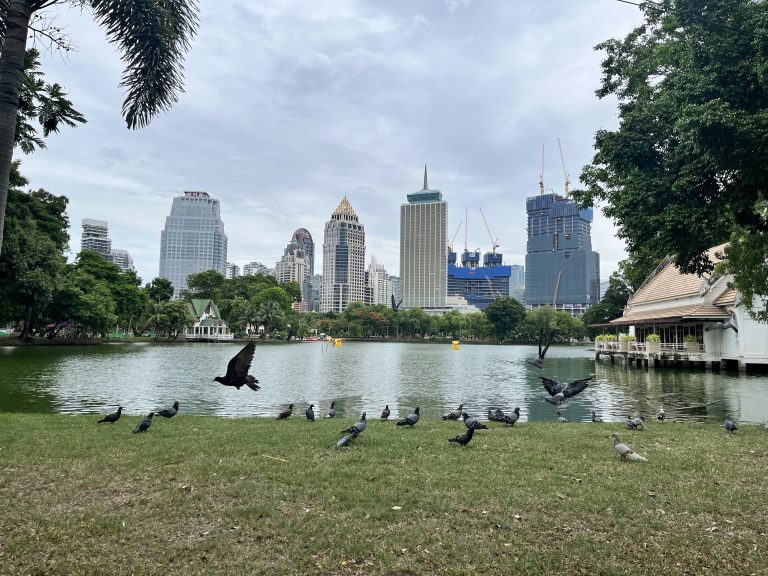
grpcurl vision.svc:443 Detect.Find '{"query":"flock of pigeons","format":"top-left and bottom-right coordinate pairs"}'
top-left (95, 340), bottom-right (756, 460)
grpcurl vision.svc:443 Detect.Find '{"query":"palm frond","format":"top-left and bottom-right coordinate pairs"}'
top-left (90, 0), bottom-right (199, 129)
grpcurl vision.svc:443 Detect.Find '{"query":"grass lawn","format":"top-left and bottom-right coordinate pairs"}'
top-left (0, 413), bottom-right (766, 575)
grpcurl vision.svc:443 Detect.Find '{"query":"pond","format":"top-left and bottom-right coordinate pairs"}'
top-left (1, 341), bottom-right (766, 424)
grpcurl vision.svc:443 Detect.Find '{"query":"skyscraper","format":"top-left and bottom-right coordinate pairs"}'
top-left (159, 191), bottom-right (228, 298)
top-left (292, 228), bottom-right (315, 303)
top-left (400, 167), bottom-right (447, 309)
top-left (81, 219), bottom-right (111, 258)
top-left (110, 249), bottom-right (135, 273)
top-left (524, 193), bottom-right (599, 315)
top-left (224, 262), bottom-right (240, 279)
top-left (321, 196), bottom-right (366, 313)
top-left (275, 234), bottom-right (308, 291)
top-left (367, 255), bottom-right (391, 306)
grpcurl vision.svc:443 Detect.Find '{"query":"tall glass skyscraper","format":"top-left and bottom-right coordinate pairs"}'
top-left (524, 193), bottom-right (599, 315)
top-left (321, 196), bottom-right (366, 312)
top-left (400, 167), bottom-right (447, 309)
top-left (159, 191), bottom-right (228, 298)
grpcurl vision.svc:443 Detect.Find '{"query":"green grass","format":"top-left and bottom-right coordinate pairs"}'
top-left (0, 414), bottom-right (766, 575)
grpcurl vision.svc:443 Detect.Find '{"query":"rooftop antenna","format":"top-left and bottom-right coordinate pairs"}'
top-left (422, 164), bottom-right (429, 191)
top-left (557, 138), bottom-right (570, 197)
top-left (539, 144), bottom-right (545, 196)
top-left (464, 208), bottom-right (468, 252)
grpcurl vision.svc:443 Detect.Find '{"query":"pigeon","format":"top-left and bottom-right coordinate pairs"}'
top-left (449, 426), bottom-right (475, 447)
top-left (555, 411), bottom-right (569, 423)
top-left (591, 410), bottom-right (604, 423)
top-left (97, 406), bottom-right (123, 424)
top-left (132, 412), bottom-right (154, 434)
top-left (627, 417), bottom-right (645, 430)
top-left (500, 407), bottom-right (521, 426)
top-left (656, 405), bottom-right (666, 422)
top-left (539, 376), bottom-right (593, 405)
top-left (765, 420), bottom-right (768, 431)
top-left (335, 431), bottom-right (358, 449)
top-left (723, 415), bottom-right (737, 434)
top-left (156, 401), bottom-right (179, 419)
top-left (342, 412), bottom-right (367, 435)
top-left (611, 432), bottom-right (647, 461)
top-left (213, 340), bottom-right (260, 391)
top-left (306, 404), bottom-right (315, 421)
top-left (325, 401), bottom-right (336, 419)
top-left (380, 405), bottom-right (390, 420)
top-left (276, 404), bottom-right (294, 420)
top-left (488, 408), bottom-right (505, 422)
top-left (462, 412), bottom-right (488, 430)
top-left (442, 403), bottom-right (464, 421)
top-left (396, 407), bottom-right (420, 428)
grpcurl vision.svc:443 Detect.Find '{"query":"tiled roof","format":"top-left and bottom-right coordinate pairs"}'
top-left (713, 288), bottom-right (737, 306)
top-left (628, 244), bottom-right (727, 306)
top-left (609, 304), bottom-right (731, 326)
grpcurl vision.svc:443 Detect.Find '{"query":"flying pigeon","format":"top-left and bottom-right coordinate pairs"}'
top-left (610, 432), bottom-right (647, 461)
top-left (97, 406), bottom-right (123, 424)
top-left (462, 412), bottom-right (488, 430)
top-left (656, 405), bottom-right (666, 422)
top-left (442, 403), bottom-right (464, 421)
top-left (276, 404), bottom-right (294, 420)
top-left (500, 407), bottom-right (521, 426)
top-left (555, 411), bottom-right (569, 423)
top-left (306, 404), bottom-right (315, 421)
top-left (540, 376), bottom-right (593, 405)
top-left (449, 426), bottom-right (475, 447)
top-left (335, 432), bottom-right (358, 449)
top-left (396, 407), bottom-right (420, 428)
top-left (591, 410), bottom-right (604, 423)
top-left (380, 405), bottom-right (390, 420)
top-left (325, 401), bottom-right (336, 419)
top-left (213, 340), bottom-right (260, 391)
top-left (627, 417), bottom-right (645, 430)
top-left (156, 401), bottom-right (179, 419)
top-left (342, 412), bottom-right (367, 435)
top-left (723, 415), bottom-right (737, 434)
top-left (132, 412), bottom-right (154, 434)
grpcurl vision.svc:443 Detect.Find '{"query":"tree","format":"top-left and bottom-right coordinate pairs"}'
top-left (581, 270), bottom-right (634, 337)
top-left (185, 269), bottom-right (225, 300)
top-left (440, 309), bottom-right (465, 339)
top-left (144, 277), bottom-right (174, 303)
top-left (484, 297), bottom-right (526, 342)
top-left (257, 300), bottom-right (284, 337)
top-left (574, 0), bottom-right (768, 320)
top-left (529, 306), bottom-right (557, 363)
top-left (0, 0), bottom-right (199, 257)
top-left (253, 286), bottom-right (292, 314)
top-left (280, 281), bottom-right (302, 303)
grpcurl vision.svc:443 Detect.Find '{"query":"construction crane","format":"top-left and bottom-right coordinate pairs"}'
top-left (448, 221), bottom-right (463, 252)
top-left (539, 144), bottom-right (545, 196)
top-left (479, 207), bottom-right (499, 254)
top-left (486, 275), bottom-right (502, 299)
top-left (557, 138), bottom-right (570, 197)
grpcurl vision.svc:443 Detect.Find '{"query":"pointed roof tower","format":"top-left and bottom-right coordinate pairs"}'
top-left (331, 195), bottom-right (359, 221)
top-left (423, 165), bottom-right (429, 191)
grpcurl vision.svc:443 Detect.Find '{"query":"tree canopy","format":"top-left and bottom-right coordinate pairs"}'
top-left (574, 0), bottom-right (768, 321)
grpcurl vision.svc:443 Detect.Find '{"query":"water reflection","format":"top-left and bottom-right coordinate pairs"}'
top-left (0, 342), bottom-right (766, 423)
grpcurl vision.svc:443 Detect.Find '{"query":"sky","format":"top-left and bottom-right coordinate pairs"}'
top-left (19, 0), bottom-right (644, 285)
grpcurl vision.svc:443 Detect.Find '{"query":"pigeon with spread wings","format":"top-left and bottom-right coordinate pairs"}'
top-left (214, 340), bottom-right (260, 391)
top-left (539, 376), bottom-right (592, 405)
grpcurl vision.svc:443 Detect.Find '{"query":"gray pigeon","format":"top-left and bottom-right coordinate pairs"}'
top-left (461, 412), bottom-right (488, 430)
top-left (611, 432), bottom-right (647, 461)
top-left (723, 415), bottom-right (737, 434)
top-left (97, 406), bottom-right (123, 424)
top-left (156, 401), bottom-right (179, 419)
top-left (500, 407), bottom-right (520, 426)
top-left (380, 405), bottom-right (390, 420)
top-left (540, 376), bottom-right (593, 405)
top-left (276, 404), bottom-right (294, 420)
top-left (555, 411), bottom-right (569, 423)
top-left (591, 410), bottom-right (604, 423)
top-left (335, 431), bottom-right (358, 449)
top-left (627, 416), bottom-right (645, 430)
top-left (132, 412), bottom-right (154, 434)
top-left (325, 401), bottom-right (336, 418)
top-left (396, 407), bottom-right (420, 427)
top-left (448, 426), bottom-right (475, 447)
top-left (341, 412), bottom-right (366, 435)
top-left (488, 408), bottom-right (505, 422)
top-left (306, 404), bottom-right (315, 421)
top-left (442, 403), bottom-right (464, 421)
top-left (656, 405), bottom-right (666, 422)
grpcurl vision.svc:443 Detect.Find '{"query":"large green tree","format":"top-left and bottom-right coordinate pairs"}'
top-left (484, 296), bottom-right (526, 342)
top-left (0, 0), bottom-right (199, 256)
top-left (574, 0), bottom-right (768, 320)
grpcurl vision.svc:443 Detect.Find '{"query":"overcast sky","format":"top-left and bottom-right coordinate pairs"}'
top-left (19, 0), bottom-right (643, 285)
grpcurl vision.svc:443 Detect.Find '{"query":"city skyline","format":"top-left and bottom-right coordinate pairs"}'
top-left (17, 2), bottom-right (643, 284)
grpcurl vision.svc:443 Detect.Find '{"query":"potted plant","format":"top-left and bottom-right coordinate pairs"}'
top-left (619, 333), bottom-right (635, 352)
top-left (684, 334), bottom-right (700, 353)
top-left (594, 334), bottom-right (604, 351)
top-left (645, 333), bottom-right (661, 354)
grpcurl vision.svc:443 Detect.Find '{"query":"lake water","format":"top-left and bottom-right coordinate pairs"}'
top-left (1, 341), bottom-right (767, 424)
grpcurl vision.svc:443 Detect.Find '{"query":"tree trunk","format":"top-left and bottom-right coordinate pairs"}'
top-left (0, 1), bottom-right (33, 257)
top-left (20, 302), bottom-right (32, 339)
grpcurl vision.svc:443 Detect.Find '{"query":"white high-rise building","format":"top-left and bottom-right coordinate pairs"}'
top-left (110, 249), bottom-right (135, 272)
top-left (243, 262), bottom-right (274, 277)
top-left (81, 219), bottom-right (111, 258)
top-left (159, 191), bottom-right (228, 298)
top-left (367, 256), bottom-right (391, 306)
top-left (225, 262), bottom-right (240, 279)
top-left (399, 167), bottom-right (447, 309)
top-left (275, 235), bottom-right (308, 289)
top-left (321, 196), bottom-right (366, 313)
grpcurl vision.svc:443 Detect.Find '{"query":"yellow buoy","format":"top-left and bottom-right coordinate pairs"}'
top-left (451, 340), bottom-right (460, 350)
top-left (334, 338), bottom-right (343, 347)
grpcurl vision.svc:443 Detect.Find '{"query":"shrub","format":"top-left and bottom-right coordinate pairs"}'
top-left (684, 334), bottom-right (699, 343)
top-left (646, 333), bottom-right (661, 342)
top-left (619, 334), bottom-right (636, 341)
